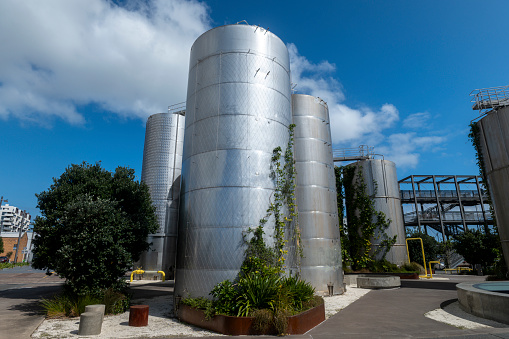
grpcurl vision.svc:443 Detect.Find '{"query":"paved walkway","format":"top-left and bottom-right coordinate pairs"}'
top-left (2, 267), bottom-right (509, 339)
top-left (0, 266), bottom-right (64, 339)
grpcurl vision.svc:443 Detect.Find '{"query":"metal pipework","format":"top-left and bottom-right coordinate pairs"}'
top-left (292, 94), bottom-right (343, 295)
top-left (175, 24), bottom-right (292, 299)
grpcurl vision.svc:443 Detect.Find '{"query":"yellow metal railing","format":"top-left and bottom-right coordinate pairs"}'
top-left (427, 261), bottom-right (441, 279)
top-left (130, 269), bottom-right (166, 282)
top-left (405, 238), bottom-right (427, 278)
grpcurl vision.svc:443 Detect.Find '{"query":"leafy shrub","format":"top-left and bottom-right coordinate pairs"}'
top-left (402, 262), bottom-right (425, 274)
top-left (210, 280), bottom-right (237, 316)
top-left (281, 276), bottom-right (315, 312)
top-left (181, 297), bottom-right (215, 320)
top-left (406, 232), bottom-right (440, 264)
top-left (237, 273), bottom-right (280, 316)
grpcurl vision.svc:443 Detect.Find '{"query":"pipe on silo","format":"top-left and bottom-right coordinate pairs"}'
top-left (292, 94), bottom-right (344, 295)
top-left (175, 24), bottom-right (292, 299)
top-left (345, 159), bottom-right (407, 266)
top-left (475, 105), bottom-right (509, 268)
top-left (139, 111), bottom-right (185, 279)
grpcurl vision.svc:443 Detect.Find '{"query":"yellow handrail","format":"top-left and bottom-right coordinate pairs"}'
top-left (405, 238), bottom-right (427, 278)
top-left (130, 269), bottom-right (166, 282)
top-left (428, 261), bottom-right (441, 279)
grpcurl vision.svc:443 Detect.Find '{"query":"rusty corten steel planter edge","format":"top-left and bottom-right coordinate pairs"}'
top-left (177, 302), bottom-right (325, 335)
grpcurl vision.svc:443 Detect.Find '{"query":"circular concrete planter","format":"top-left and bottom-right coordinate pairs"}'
top-left (457, 281), bottom-right (509, 325)
top-left (357, 275), bottom-right (401, 289)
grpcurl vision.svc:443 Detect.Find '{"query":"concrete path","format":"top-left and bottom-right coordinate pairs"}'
top-left (0, 266), bottom-right (64, 339)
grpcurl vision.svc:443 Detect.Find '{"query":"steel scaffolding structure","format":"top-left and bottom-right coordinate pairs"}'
top-left (398, 175), bottom-right (493, 240)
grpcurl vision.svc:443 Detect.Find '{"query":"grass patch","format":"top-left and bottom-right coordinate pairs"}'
top-left (41, 288), bottom-right (131, 318)
top-left (0, 262), bottom-right (30, 270)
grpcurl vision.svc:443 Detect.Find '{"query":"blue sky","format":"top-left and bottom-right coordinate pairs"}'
top-left (1, 0), bottom-right (508, 218)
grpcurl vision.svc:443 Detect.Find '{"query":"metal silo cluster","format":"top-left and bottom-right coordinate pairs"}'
top-left (139, 111), bottom-right (185, 278)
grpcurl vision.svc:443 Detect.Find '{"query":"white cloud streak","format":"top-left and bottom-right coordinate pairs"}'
top-left (0, 0), bottom-right (210, 124)
top-left (288, 43), bottom-right (446, 169)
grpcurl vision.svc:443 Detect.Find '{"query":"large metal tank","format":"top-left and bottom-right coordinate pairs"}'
top-left (476, 105), bottom-right (509, 268)
top-left (346, 159), bottom-right (407, 266)
top-left (175, 24), bottom-right (292, 298)
top-left (292, 94), bottom-right (344, 295)
top-left (139, 111), bottom-right (185, 279)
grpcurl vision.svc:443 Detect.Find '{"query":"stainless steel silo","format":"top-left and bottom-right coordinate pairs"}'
top-left (139, 111), bottom-right (185, 279)
top-left (476, 105), bottom-right (509, 268)
top-left (175, 24), bottom-right (292, 298)
top-left (346, 159), bottom-right (407, 266)
top-left (292, 94), bottom-right (344, 295)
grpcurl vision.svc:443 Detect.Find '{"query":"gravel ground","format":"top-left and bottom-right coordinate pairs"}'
top-left (31, 286), bottom-right (371, 338)
top-left (425, 301), bottom-right (509, 330)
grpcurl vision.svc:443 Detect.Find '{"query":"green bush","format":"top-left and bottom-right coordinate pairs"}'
top-left (0, 262), bottom-right (30, 270)
top-left (32, 162), bottom-right (158, 296)
top-left (210, 280), bottom-right (237, 316)
top-left (406, 232), bottom-right (440, 264)
top-left (402, 262), bottom-right (425, 275)
top-left (237, 273), bottom-right (280, 316)
top-left (281, 276), bottom-right (315, 312)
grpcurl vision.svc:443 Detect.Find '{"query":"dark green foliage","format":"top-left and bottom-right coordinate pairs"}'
top-left (406, 231), bottom-right (440, 265)
top-left (339, 165), bottom-right (395, 270)
top-left (32, 162), bottom-right (158, 295)
top-left (181, 297), bottom-right (215, 320)
top-left (210, 280), bottom-right (238, 316)
top-left (236, 273), bottom-right (280, 316)
top-left (241, 226), bottom-right (278, 277)
top-left (452, 229), bottom-right (500, 268)
top-left (281, 275), bottom-right (315, 311)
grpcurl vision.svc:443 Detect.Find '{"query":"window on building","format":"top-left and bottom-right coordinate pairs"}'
top-left (13, 244), bottom-right (17, 250)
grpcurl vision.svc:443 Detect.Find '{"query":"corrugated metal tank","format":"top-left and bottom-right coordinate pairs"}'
top-left (292, 94), bottom-right (344, 295)
top-left (476, 105), bottom-right (509, 268)
top-left (346, 159), bottom-right (407, 266)
top-left (139, 111), bottom-right (185, 279)
top-left (175, 24), bottom-right (292, 298)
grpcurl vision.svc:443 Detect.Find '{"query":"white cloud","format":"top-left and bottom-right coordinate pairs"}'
top-left (0, 0), bottom-right (211, 124)
top-left (377, 133), bottom-right (446, 168)
top-left (403, 112), bottom-right (431, 129)
top-left (288, 44), bottom-right (447, 170)
top-left (288, 43), bottom-right (399, 145)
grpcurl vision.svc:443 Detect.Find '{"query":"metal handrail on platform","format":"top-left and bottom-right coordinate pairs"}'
top-left (470, 85), bottom-right (509, 114)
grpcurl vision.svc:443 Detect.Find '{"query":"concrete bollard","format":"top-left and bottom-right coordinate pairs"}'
top-left (78, 311), bottom-right (103, 335)
top-left (129, 305), bottom-right (149, 327)
top-left (85, 304), bottom-right (106, 322)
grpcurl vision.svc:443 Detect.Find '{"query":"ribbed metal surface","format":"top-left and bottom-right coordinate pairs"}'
top-left (348, 159), bottom-right (407, 266)
top-left (175, 24), bottom-right (291, 298)
top-left (292, 94), bottom-right (343, 295)
top-left (139, 112), bottom-right (185, 278)
top-left (476, 105), bottom-right (509, 267)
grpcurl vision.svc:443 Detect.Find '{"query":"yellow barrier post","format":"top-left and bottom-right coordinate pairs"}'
top-left (405, 238), bottom-right (428, 278)
top-left (428, 261), bottom-right (441, 279)
top-left (157, 271), bottom-right (166, 282)
top-left (130, 269), bottom-right (145, 282)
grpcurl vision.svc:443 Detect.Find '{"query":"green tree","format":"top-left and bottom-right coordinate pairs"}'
top-left (32, 162), bottom-right (158, 295)
top-left (406, 231), bottom-right (440, 265)
top-left (452, 229), bottom-right (500, 268)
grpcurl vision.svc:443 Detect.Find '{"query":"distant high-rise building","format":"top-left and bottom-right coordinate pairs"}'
top-left (0, 204), bottom-right (31, 233)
